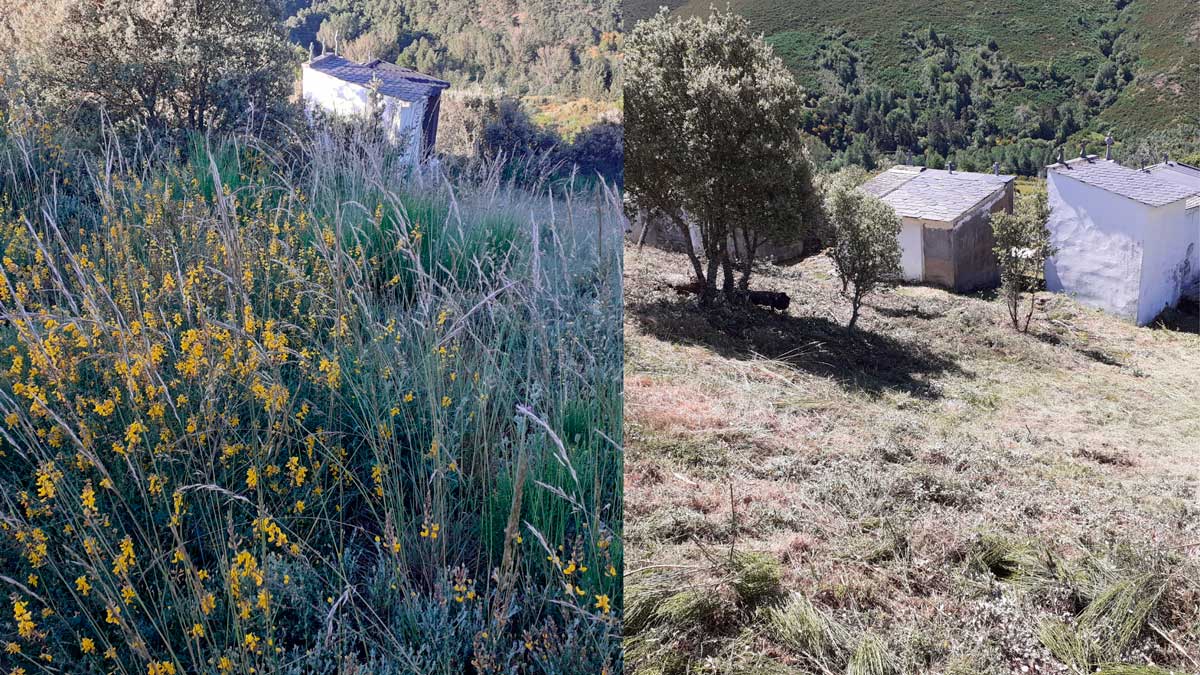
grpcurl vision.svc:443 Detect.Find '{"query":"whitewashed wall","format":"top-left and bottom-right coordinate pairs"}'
top-left (1045, 171), bottom-right (1147, 323)
top-left (301, 65), bottom-right (425, 163)
top-left (302, 66), bottom-right (370, 117)
top-left (1137, 200), bottom-right (1200, 324)
top-left (897, 219), bottom-right (924, 281)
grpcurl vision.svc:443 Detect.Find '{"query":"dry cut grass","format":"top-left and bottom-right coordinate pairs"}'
top-left (624, 243), bottom-right (1200, 675)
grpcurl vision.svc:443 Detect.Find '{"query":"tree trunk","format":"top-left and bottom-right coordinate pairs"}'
top-left (721, 249), bottom-right (737, 298)
top-left (848, 286), bottom-right (863, 332)
top-left (702, 247), bottom-right (722, 304)
top-left (666, 209), bottom-right (706, 290)
top-left (738, 230), bottom-right (758, 291)
top-left (1021, 288), bottom-right (1037, 333)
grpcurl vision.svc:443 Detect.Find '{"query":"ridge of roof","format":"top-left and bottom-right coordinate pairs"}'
top-left (861, 165), bottom-right (1014, 221)
top-left (1047, 156), bottom-right (1200, 207)
top-left (305, 54), bottom-right (449, 102)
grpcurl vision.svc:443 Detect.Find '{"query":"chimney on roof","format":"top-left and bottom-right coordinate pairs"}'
top-left (334, 29), bottom-right (340, 56)
top-left (1163, 152), bottom-right (1170, 165)
top-left (992, 161), bottom-right (1000, 176)
top-left (1056, 147), bottom-right (1065, 166)
top-left (309, 42), bottom-right (315, 62)
top-left (947, 161), bottom-right (955, 173)
top-left (1080, 143), bottom-right (1088, 161)
top-left (1104, 135), bottom-right (1114, 161)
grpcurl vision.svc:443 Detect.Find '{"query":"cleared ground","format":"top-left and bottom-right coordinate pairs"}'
top-left (624, 243), bottom-right (1200, 675)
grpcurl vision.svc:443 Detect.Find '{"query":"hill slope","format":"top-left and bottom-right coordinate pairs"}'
top-left (623, 243), bottom-right (1200, 673)
top-left (627, 0), bottom-right (1198, 168)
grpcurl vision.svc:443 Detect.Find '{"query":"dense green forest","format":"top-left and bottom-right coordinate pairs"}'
top-left (628, 0), bottom-right (1198, 175)
top-left (285, 0), bottom-right (622, 98)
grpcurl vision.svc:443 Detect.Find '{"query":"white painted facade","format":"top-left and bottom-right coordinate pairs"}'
top-left (1045, 160), bottom-right (1200, 326)
top-left (301, 60), bottom-right (436, 164)
top-left (898, 220), bottom-right (923, 280)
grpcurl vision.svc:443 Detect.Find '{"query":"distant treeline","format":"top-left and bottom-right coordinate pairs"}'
top-left (769, 17), bottom-right (1200, 175)
top-left (0, 0), bottom-right (622, 185)
top-left (285, 0), bottom-right (623, 99)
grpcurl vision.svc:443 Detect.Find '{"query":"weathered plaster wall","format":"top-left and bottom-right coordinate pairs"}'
top-left (384, 96), bottom-right (425, 162)
top-left (906, 181), bottom-right (1009, 291)
top-left (302, 66), bottom-right (370, 117)
top-left (922, 223), bottom-right (955, 287)
top-left (1137, 201), bottom-right (1200, 324)
top-left (1045, 171), bottom-right (1146, 323)
top-left (301, 65), bottom-right (424, 163)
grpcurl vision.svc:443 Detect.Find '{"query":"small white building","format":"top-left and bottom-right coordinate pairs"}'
top-left (301, 54), bottom-right (449, 162)
top-left (862, 165), bottom-right (1015, 292)
top-left (1045, 156), bottom-right (1200, 326)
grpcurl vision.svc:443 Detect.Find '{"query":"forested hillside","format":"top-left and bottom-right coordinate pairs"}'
top-left (628, 0), bottom-right (1198, 174)
top-left (285, 0), bottom-right (622, 99)
top-left (0, 0), bottom-right (624, 183)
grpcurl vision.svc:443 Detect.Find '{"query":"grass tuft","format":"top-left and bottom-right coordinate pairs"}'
top-left (766, 592), bottom-right (849, 664)
top-left (847, 633), bottom-right (898, 675)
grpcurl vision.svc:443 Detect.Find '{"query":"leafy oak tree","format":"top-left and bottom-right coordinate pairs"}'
top-left (626, 8), bottom-right (820, 300)
top-left (824, 169), bottom-right (902, 332)
top-left (7, 0), bottom-right (295, 132)
top-left (991, 191), bottom-right (1056, 332)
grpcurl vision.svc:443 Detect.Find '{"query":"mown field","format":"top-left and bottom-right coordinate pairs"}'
top-left (0, 114), bottom-right (623, 675)
top-left (624, 0), bottom-right (1199, 136)
top-left (624, 243), bottom-right (1199, 674)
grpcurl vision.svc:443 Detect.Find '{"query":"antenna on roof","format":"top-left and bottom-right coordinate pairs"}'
top-left (1104, 135), bottom-right (1114, 161)
top-left (947, 161), bottom-right (955, 173)
top-left (1163, 152), bottom-right (1170, 165)
top-left (993, 161), bottom-right (1000, 176)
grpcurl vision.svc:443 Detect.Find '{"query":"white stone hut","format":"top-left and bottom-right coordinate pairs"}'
top-left (1045, 155), bottom-right (1200, 325)
top-left (301, 54), bottom-right (450, 162)
top-left (861, 165), bottom-right (1015, 292)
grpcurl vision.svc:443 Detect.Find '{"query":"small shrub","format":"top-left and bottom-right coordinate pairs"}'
top-left (824, 169), bottom-right (903, 331)
top-left (991, 191), bottom-right (1056, 332)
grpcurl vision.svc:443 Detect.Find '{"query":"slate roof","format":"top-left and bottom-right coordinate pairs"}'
top-left (1047, 156), bottom-right (1200, 207)
top-left (861, 166), bottom-right (1014, 222)
top-left (1147, 161), bottom-right (1200, 190)
top-left (305, 54), bottom-right (449, 102)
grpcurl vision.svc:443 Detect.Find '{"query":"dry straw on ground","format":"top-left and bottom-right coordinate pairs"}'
top-left (624, 243), bottom-right (1199, 675)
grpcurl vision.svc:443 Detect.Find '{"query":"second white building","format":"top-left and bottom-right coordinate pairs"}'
top-left (1045, 156), bottom-right (1200, 326)
top-left (301, 54), bottom-right (450, 163)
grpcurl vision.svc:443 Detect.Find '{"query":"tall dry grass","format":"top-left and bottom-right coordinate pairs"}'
top-left (0, 110), bottom-right (623, 674)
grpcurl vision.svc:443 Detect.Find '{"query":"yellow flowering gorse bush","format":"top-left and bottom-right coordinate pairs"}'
top-left (0, 119), bottom-right (622, 674)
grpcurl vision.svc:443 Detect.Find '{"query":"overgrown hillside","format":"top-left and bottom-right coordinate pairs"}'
top-left (627, 0), bottom-right (1198, 173)
top-left (0, 116), bottom-right (624, 674)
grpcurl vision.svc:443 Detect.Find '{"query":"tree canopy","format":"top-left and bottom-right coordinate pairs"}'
top-left (626, 9), bottom-right (821, 298)
top-left (4, 0), bottom-right (295, 132)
